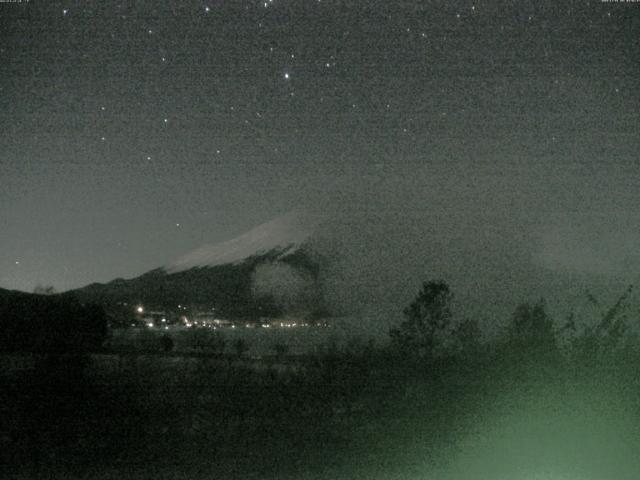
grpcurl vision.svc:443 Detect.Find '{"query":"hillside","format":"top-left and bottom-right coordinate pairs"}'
top-left (67, 212), bottom-right (327, 320)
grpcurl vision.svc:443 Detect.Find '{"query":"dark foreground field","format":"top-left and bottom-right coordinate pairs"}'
top-left (3, 343), bottom-right (640, 480)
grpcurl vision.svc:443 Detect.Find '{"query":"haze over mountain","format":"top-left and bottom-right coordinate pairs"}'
top-left (64, 201), bottom-right (640, 335)
top-left (67, 211), bottom-right (327, 321)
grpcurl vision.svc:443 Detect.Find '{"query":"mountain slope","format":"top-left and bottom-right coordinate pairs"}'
top-left (67, 212), bottom-right (326, 320)
top-left (166, 210), bottom-right (319, 273)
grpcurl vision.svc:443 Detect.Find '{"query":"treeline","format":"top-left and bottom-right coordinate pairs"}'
top-left (0, 289), bottom-right (107, 353)
top-left (3, 280), bottom-right (640, 478)
top-left (389, 281), bottom-right (639, 373)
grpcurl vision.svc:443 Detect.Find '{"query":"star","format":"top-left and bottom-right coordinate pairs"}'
top-left (63, 9), bottom-right (68, 16)
top-left (15, 261), bottom-right (20, 265)
top-left (284, 73), bottom-right (290, 80)
top-left (163, 118), bottom-right (168, 123)
top-left (205, 6), bottom-right (210, 13)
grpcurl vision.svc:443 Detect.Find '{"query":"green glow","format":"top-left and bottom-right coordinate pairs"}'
top-left (423, 377), bottom-right (640, 480)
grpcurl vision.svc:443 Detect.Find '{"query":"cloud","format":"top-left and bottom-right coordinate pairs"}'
top-left (251, 261), bottom-right (319, 313)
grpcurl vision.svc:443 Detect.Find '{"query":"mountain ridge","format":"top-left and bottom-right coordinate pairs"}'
top-left (66, 212), bottom-right (327, 322)
top-left (165, 210), bottom-right (320, 273)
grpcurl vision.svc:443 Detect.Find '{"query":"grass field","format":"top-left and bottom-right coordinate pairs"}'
top-left (3, 339), bottom-right (640, 479)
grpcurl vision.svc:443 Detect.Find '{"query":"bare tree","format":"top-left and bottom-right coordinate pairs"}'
top-left (33, 284), bottom-right (56, 296)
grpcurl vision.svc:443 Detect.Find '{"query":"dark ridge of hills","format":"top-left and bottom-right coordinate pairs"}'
top-left (0, 288), bottom-right (107, 352)
top-left (66, 245), bottom-right (327, 321)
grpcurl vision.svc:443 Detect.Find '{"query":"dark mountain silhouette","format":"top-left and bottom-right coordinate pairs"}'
top-left (66, 212), bottom-right (327, 321)
top-left (0, 288), bottom-right (107, 352)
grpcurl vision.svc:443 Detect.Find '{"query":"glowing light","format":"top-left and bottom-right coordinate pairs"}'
top-left (136, 306), bottom-right (144, 313)
top-left (284, 73), bottom-right (290, 80)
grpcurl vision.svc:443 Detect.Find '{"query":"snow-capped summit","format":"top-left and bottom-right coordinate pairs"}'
top-left (165, 210), bottom-right (320, 273)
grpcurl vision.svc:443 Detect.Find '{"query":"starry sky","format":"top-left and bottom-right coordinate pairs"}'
top-left (1, 1), bottom-right (639, 310)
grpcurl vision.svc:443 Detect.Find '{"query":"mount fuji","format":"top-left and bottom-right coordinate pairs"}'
top-left (166, 210), bottom-right (320, 273)
top-left (67, 211), bottom-right (328, 322)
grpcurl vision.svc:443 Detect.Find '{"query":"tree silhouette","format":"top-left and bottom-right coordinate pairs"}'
top-left (507, 300), bottom-right (557, 359)
top-left (33, 284), bottom-right (57, 296)
top-left (390, 280), bottom-right (453, 359)
top-left (273, 342), bottom-right (289, 361)
top-left (160, 334), bottom-right (174, 352)
top-left (233, 338), bottom-right (248, 358)
top-left (452, 318), bottom-right (482, 357)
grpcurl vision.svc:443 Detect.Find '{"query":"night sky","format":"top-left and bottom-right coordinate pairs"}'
top-left (1, 1), bottom-right (639, 316)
